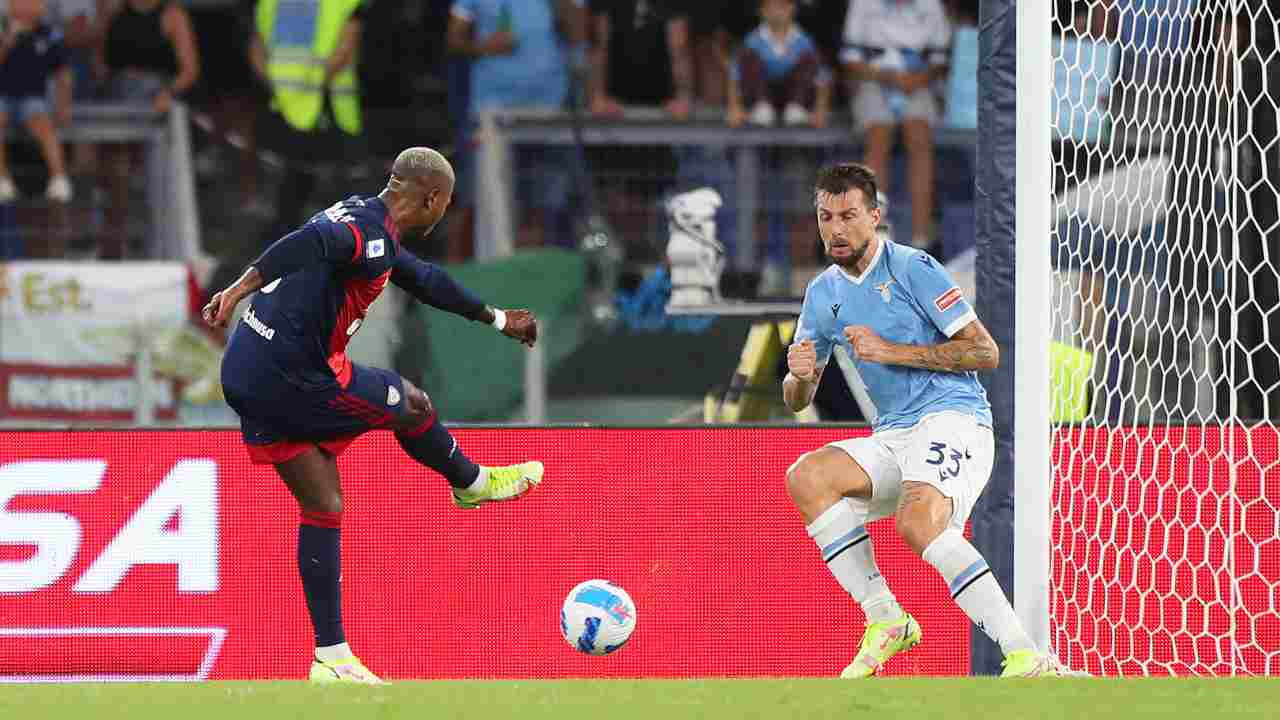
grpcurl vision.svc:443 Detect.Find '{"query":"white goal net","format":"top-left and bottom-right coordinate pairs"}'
top-left (1047, 0), bottom-right (1278, 675)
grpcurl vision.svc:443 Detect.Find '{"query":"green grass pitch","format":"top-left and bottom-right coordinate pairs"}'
top-left (3, 679), bottom-right (1274, 720)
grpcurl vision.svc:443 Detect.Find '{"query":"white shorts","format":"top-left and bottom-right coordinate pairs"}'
top-left (851, 83), bottom-right (939, 132)
top-left (827, 411), bottom-right (995, 530)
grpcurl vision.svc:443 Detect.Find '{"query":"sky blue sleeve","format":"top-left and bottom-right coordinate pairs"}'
top-left (795, 281), bottom-right (834, 366)
top-left (905, 252), bottom-right (977, 337)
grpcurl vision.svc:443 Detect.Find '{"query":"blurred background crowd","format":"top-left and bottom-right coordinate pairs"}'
top-left (1, 0), bottom-right (989, 281)
top-left (0, 0), bottom-right (1275, 425)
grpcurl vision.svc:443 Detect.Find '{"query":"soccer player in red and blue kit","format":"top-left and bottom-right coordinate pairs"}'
top-left (202, 147), bottom-right (542, 684)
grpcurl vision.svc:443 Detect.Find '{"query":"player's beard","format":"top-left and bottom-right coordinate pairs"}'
top-left (826, 239), bottom-right (868, 269)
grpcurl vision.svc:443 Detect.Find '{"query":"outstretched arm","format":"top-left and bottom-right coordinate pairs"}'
top-left (390, 249), bottom-right (538, 346)
top-left (389, 247), bottom-right (487, 320)
top-left (844, 319), bottom-right (999, 372)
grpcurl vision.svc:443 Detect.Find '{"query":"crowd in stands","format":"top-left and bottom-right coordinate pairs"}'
top-left (1, 0), bottom-right (202, 257)
top-left (0, 0), bottom-right (985, 277)
top-left (1, 0), bottom-right (1260, 302)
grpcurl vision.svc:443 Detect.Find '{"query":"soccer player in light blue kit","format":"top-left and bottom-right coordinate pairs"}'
top-left (784, 163), bottom-right (1060, 678)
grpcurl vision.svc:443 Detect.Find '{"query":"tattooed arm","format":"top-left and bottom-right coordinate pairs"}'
top-left (843, 320), bottom-right (1000, 372)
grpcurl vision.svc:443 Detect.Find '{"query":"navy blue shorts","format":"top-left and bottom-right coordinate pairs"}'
top-left (223, 362), bottom-right (425, 464)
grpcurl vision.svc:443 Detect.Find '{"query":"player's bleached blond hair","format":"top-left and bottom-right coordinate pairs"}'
top-left (387, 147), bottom-right (455, 192)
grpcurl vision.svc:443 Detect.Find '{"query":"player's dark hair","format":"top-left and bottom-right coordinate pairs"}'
top-left (813, 163), bottom-right (879, 209)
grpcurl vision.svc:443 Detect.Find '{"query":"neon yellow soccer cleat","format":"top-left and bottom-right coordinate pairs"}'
top-left (452, 461), bottom-right (544, 509)
top-left (999, 650), bottom-right (1063, 678)
top-left (840, 613), bottom-right (923, 678)
top-left (309, 656), bottom-right (387, 684)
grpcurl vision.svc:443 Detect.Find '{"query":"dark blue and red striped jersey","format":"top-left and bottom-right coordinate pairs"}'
top-left (223, 194), bottom-right (488, 391)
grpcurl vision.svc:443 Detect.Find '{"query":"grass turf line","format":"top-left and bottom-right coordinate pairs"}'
top-left (2, 678), bottom-right (1273, 720)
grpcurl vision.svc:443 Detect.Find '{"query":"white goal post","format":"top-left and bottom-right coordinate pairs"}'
top-left (1023, 0), bottom-right (1279, 675)
top-left (1015, 0), bottom-right (1054, 656)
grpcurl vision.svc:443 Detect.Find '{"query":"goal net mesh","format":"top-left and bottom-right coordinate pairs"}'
top-left (1048, 0), bottom-right (1278, 675)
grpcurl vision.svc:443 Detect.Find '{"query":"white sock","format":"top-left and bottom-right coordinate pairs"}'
top-left (807, 500), bottom-right (903, 624)
top-left (922, 528), bottom-right (1035, 655)
top-left (463, 467), bottom-right (486, 494)
top-left (314, 641), bottom-right (352, 663)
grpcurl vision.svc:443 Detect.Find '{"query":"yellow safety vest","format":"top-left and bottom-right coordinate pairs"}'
top-left (1051, 340), bottom-right (1093, 423)
top-left (256, 0), bottom-right (362, 134)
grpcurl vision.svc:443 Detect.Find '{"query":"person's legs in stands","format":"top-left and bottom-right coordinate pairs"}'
top-left (901, 87), bottom-right (940, 250)
top-left (738, 48), bottom-right (769, 109)
top-left (852, 83), bottom-right (897, 201)
top-left (24, 108), bottom-right (69, 196)
top-left (23, 105), bottom-right (71, 256)
top-left (690, 5), bottom-right (729, 108)
top-left (779, 53), bottom-right (819, 126)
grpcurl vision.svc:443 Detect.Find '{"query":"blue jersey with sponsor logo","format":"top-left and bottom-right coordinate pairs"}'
top-left (223, 194), bottom-right (487, 394)
top-left (795, 238), bottom-right (991, 431)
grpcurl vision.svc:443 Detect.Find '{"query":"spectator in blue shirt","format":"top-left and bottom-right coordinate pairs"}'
top-left (727, 0), bottom-right (833, 296)
top-left (841, 0), bottom-right (951, 250)
top-left (449, 0), bottom-right (583, 120)
top-left (0, 0), bottom-right (73, 203)
top-left (727, 0), bottom-right (831, 128)
top-left (447, 0), bottom-right (585, 250)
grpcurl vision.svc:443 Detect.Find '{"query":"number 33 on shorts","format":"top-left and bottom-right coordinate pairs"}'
top-left (924, 441), bottom-right (971, 482)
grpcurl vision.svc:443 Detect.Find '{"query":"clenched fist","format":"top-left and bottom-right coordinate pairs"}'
top-left (202, 288), bottom-right (242, 329)
top-left (844, 325), bottom-right (892, 364)
top-left (787, 339), bottom-right (818, 382)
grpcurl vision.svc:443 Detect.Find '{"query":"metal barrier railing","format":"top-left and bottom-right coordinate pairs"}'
top-left (477, 107), bottom-right (978, 265)
top-left (3, 102), bottom-right (199, 261)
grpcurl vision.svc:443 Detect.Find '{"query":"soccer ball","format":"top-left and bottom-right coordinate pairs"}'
top-left (560, 579), bottom-right (637, 655)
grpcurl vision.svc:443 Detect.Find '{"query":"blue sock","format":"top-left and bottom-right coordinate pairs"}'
top-left (298, 512), bottom-right (344, 649)
top-left (396, 415), bottom-right (481, 489)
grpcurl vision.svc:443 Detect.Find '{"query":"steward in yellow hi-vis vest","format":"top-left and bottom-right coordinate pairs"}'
top-left (1050, 340), bottom-right (1093, 423)
top-left (256, 0), bottom-right (362, 133)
